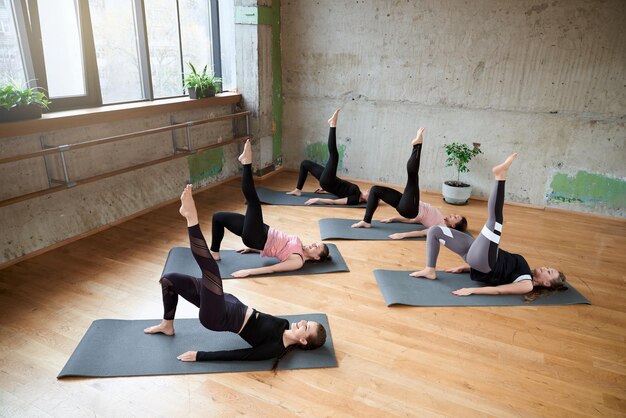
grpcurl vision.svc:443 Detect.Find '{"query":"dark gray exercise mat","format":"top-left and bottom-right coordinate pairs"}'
top-left (162, 245), bottom-right (349, 279)
top-left (374, 270), bottom-right (591, 307)
top-left (256, 187), bottom-right (366, 208)
top-left (58, 314), bottom-right (336, 378)
top-left (319, 218), bottom-right (426, 240)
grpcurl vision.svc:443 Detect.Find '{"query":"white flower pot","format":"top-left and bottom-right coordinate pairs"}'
top-left (442, 181), bottom-right (472, 205)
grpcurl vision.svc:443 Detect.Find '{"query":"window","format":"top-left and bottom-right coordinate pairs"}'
top-left (4, 0), bottom-right (225, 111)
top-left (0, 0), bottom-right (26, 85)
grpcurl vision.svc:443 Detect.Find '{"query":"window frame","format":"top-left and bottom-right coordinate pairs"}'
top-left (12, 0), bottom-right (222, 112)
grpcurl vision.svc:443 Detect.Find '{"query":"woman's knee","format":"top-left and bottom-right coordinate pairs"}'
top-left (370, 185), bottom-right (385, 198)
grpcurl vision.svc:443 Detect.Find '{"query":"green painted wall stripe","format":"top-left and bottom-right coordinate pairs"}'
top-left (306, 142), bottom-right (345, 170)
top-left (549, 170), bottom-right (626, 211)
top-left (187, 148), bottom-right (224, 183)
top-left (271, 0), bottom-right (282, 163)
top-left (258, 6), bottom-right (273, 25)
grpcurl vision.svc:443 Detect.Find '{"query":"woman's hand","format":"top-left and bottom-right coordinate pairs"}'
top-left (451, 288), bottom-right (473, 296)
top-left (389, 232), bottom-right (406, 240)
top-left (237, 247), bottom-right (254, 254)
top-left (445, 265), bottom-right (468, 274)
top-left (380, 217), bottom-right (395, 223)
top-left (304, 198), bottom-right (320, 205)
top-left (177, 351), bottom-right (197, 362)
top-left (231, 269), bottom-right (251, 278)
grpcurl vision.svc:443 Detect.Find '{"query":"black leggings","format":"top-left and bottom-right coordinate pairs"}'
top-left (296, 127), bottom-right (344, 194)
top-left (362, 144), bottom-right (422, 223)
top-left (160, 224), bottom-right (247, 333)
top-left (211, 164), bottom-right (270, 252)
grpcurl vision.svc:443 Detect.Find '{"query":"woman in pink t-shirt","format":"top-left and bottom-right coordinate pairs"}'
top-left (210, 140), bottom-right (329, 278)
top-left (351, 127), bottom-right (467, 239)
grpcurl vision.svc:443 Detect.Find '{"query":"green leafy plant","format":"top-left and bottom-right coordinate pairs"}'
top-left (0, 80), bottom-right (50, 110)
top-left (443, 142), bottom-right (482, 186)
top-left (183, 63), bottom-right (221, 98)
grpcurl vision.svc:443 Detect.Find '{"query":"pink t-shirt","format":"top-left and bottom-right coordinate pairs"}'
top-left (413, 201), bottom-right (445, 228)
top-left (261, 228), bottom-right (304, 262)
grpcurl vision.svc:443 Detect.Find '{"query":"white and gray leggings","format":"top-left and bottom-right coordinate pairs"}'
top-left (426, 180), bottom-right (506, 273)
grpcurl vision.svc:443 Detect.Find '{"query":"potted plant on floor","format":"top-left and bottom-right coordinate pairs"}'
top-left (0, 80), bottom-right (50, 123)
top-left (183, 63), bottom-right (221, 99)
top-left (442, 141), bottom-right (482, 205)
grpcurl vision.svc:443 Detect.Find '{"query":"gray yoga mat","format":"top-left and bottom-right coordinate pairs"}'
top-left (256, 187), bottom-right (366, 208)
top-left (162, 245), bottom-right (349, 279)
top-left (58, 314), bottom-right (336, 378)
top-left (319, 218), bottom-right (426, 240)
top-left (374, 270), bottom-right (591, 307)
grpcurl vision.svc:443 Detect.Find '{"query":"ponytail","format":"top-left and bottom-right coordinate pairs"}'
top-left (271, 323), bottom-right (327, 373)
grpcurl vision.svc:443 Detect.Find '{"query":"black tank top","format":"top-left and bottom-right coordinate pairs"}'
top-left (196, 310), bottom-right (288, 361)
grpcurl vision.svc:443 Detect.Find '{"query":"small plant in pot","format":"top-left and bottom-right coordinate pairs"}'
top-left (442, 141), bottom-right (482, 205)
top-left (0, 80), bottom-right (50, 123)
top-left (183, 63), bottom-right (221, 99)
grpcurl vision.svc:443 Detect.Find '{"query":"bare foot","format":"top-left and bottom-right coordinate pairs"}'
top-left (409, 267), bottom-right (437, 280)
top-left (238, 139), bottom-right (252, 165)
top-left (210, 250), bottom-right (221, 261)
top-left (328, 109), bottom-right (340, 127)
top-left (179, 185), bottom-right (199, 227)
top-left (144, 320), bottom-right (175, 336)
top-left (351, 220), bottom-right (371, 228)
top-left (492, 153), bottom-right (518, 181)
top-left (411, 127), bottom-right (425, 146)
top-left (286, 188), bottom-right (302, 196)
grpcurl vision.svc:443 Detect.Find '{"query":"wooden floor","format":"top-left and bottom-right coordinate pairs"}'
top-left (1, 171), bottom-right (625, 417)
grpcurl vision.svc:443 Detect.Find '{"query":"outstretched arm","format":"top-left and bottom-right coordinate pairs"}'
top-left (389, 228), bottom-right (428, 240)
top-left (237, 247), bottom-right (261, 254)
top-left (452, 280), bottom-right (533, 296)
top-left (304, 197), bottom-right (348, 205)
top-left (231, 254), bottom-right (304, 277)
top-left (381, 215), bottom-right (421, 224)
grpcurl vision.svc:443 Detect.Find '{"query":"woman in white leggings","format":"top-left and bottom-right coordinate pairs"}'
top-left (411, 153), bottom-right (567, 299)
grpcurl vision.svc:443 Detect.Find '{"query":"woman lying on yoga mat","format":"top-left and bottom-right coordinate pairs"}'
top-left (144, 184), bottom-right (326, 367)
top-left (211, 140), bottom-right (330, 278)
top-left (351, 127), bottom-right (467, 238)
top-left (286, 109), bottom-right (369, 206)
top-left (410, 153), bottom-right (567, 301)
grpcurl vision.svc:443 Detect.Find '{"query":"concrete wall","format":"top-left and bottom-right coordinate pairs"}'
top-left (0, 105), bottom-right (239, 264)
top-left (281, 0), bottom-right (625, 217)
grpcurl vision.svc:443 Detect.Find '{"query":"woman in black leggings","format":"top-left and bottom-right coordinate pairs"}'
top-left (351, 127), bottom-right (467, 236)
top-left (287, 109), bottom-right (369, 205)
top-left (410, 153), bottom-right (567, 299)
top-left (144, 183), bottom-right (327, 366)
top-left (211, 140), bottom-right (330, 278)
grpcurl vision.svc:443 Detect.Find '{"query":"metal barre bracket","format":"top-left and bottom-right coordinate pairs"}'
top-left (40, 136), bottom-right (74, 188)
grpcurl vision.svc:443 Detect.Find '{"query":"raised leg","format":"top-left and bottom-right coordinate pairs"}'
top-left (239, 140), bottom-right (269, 250)
top-left (466, 153), bottom-right (517, 273)
top-left (396, 128), bottom-right (424, 219)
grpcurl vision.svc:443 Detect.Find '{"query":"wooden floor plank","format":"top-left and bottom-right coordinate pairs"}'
top-left (0, 171), bottom-right (624, 417)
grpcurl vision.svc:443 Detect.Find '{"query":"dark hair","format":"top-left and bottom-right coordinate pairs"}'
top-left (524, 271), bottom-right (568, 302)
top-left (319, 243), bottom-right (331, 261)
top-left (271, 323), bottom-right (327, 372)
top-left (452, 216), bottom-right (468, 232)
top-left (307, 243), bottom-right (331, 263)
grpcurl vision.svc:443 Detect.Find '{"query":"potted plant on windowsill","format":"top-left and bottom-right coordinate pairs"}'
top-left (183, 63), bottom-right (222, 99)
top-left (442, 141), bottom-right (482, 205)
top-left (0, 80), bottom-right (50, 123)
